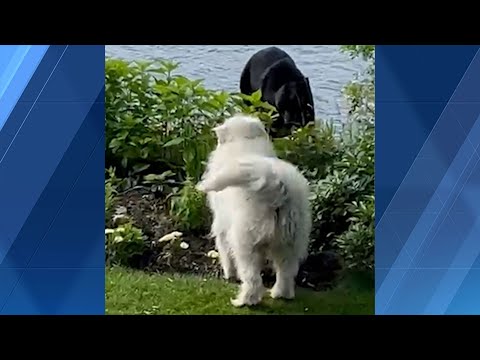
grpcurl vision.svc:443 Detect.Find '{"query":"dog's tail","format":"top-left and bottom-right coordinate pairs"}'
top-left (197, 155), bottom-right (288, 208)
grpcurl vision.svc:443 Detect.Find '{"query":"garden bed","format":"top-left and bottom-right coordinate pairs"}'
top-left (114, 188), bottom-right (343, 291)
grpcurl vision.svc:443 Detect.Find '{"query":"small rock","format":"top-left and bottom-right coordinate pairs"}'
top-left (180, 242), bottom-right (189, 249)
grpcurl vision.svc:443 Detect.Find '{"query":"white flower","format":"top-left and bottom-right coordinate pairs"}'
top-left (207, 250), bottom-right (219, 258)
top-left (158, 231), bottom-right (183, 243)
top-left (115, 206), bottom-right (127, 215)
top-left (180, 242), bottom-right (189, 249)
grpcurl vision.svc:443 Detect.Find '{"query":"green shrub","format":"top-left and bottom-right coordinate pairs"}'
top-left (274, 122), bottom-right (339, 181)
top-left (327, 45), bottom-right (374, 270)
top-left (335, 194), bottom-right (374, 271)
top-left (105, 59), bottom-right (239, 182)
top-left (105, 167), bottom-right (119, 227)
top-left (105, 222), bottom-right (146, 267)
top-left (169, 178), bottom-right (209, 233)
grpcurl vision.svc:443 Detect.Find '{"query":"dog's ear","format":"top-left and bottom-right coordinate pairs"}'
top-left (214, 124), bottom-right (229, 144)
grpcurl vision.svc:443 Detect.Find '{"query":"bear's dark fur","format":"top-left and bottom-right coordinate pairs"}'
top-left (240, 47), bottom-right (315, 137)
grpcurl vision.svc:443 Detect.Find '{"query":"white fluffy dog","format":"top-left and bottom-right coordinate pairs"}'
top-left (196, 114), bottom-right (312, 307)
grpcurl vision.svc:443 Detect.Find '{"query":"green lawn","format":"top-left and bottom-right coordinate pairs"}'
top-left (106, 267), bottom-right (374, 315)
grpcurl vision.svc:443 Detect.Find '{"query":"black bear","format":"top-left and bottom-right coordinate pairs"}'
top-left (240, 46), bottom-right (315, 137)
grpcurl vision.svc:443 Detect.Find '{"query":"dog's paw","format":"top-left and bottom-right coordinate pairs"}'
top-left (270, 285), bottom-right (295, 300)
top-left (230, 297), bottom-right (247, 307)
top-left (231, 286), bottom-right (265, 307)
top-left (230, 296), bottom-right (261, 307)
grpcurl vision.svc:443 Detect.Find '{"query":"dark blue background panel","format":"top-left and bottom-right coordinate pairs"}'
top-left (0, 45), bottom-right (105, 315)
top-left (376, 45), bottom-right (480, 315)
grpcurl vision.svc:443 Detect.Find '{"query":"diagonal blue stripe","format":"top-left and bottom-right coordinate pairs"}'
top-left (375, 45), bottom-right (479, 222)
top-left (0, 45), bottom-right (48, 131)
top-left (377, 49), bottom-right (480, 229)
top-left (375, 105), bottom-right (480, 273)
top-left (1, 90), bottom-right (104, 269)
top-left (413, 116), bottom-right (480, 269)
top-left (1, 268), bottom-right (105, 315)
top-left (0, 46), bottom-right (68, 164)
top-left (446, 269), bottom-right (480, 314)
top-left (1, 130), bottom-right (105, 314)
top-left (376, 115), bottom-right (480, 312)
top-left (0, 46), bottom-right (27, 94)
top-left (0, 46), bottom-right (67, 157)
top-left (425, 213), bottom-right (480, 314)
top-left (423, 121), bottom-right (480, 314)
top-left (0, 101), bottom-right (99, 263)
top-left (1, 130), bottom-right (104, 314)
top-left (0, 268), bottom-right (21, 306)
top-left (0, 46), bottom-right (17, 73)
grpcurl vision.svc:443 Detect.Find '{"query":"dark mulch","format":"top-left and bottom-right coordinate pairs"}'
top-left (114, 188), bottom-right (343, 291)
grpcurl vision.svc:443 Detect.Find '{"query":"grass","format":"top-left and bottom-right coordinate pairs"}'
top-left (106, 267), bottom-right (374, 315)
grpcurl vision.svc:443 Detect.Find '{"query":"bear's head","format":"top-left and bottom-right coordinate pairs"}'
top-left (274, 77), bottom-right (315, 130)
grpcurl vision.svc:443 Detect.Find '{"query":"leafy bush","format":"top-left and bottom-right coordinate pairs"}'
top-left (105, 167), bottom-right (119, 227)
top-left (274, 122), bottom-right (339, 181)
top-left (328, 45), bottom-right (374, 270)
top-left (335, 195), bottom-right (374, 271)
top-left (105, 59), bottom-right (237, 181)
top-left (169, 178), bottom-right (209, 233)
top-left (105, 222), bottom-right (146, 267)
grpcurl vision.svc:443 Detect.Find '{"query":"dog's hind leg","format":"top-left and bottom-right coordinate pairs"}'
top-left (215, 232), bottom-right (237, 281)
top-left (229, 234), bottom-right (265, 307)
top-left (269, 251), bottom-right (300, 300)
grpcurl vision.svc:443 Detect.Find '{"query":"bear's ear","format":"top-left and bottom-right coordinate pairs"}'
top-left (214, 124), bottom-right (229, 144)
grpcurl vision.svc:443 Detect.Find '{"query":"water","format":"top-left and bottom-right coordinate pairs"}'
top-left (106, 45), bottom-right (366, 126)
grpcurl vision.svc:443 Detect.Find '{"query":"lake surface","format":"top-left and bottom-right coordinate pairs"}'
top-left (106, 45), bottom-right (366, 126)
